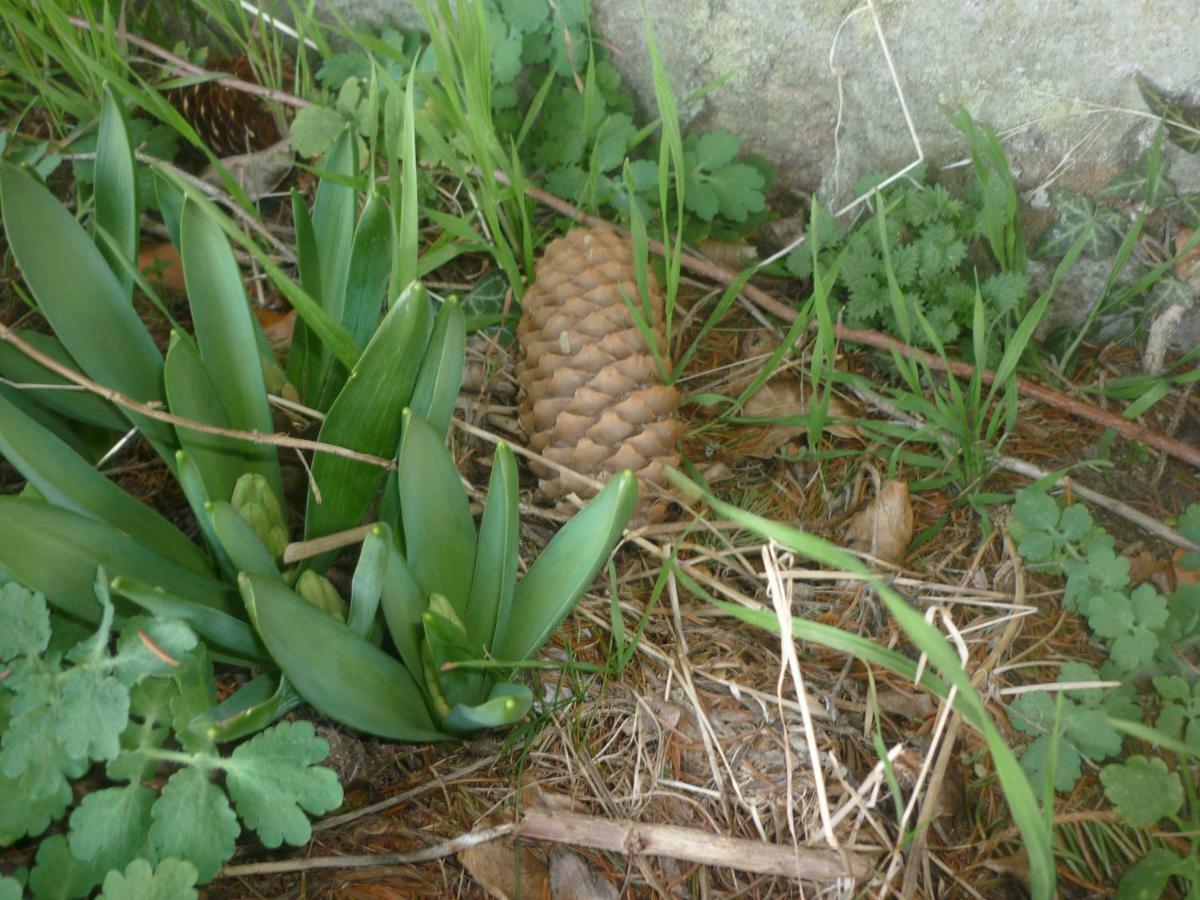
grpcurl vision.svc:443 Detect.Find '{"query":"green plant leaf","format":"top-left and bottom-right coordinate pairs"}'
top-left (1136, 72), bottom-right (1200, 154)
top-left (410, 296), bottom-right (466, 439)
top-left (0, 385), bottom-right (211, 575)
top-left (1099, 755), bottom-right (1182, 827)
top-left (1034, 192), bottom-right (1125, 259)
top-left (113, 616), bottom-right (198, 686)
top-left (94, 85), bottom-right (137, 301)
top-left (98, 858), bottom-right (199, 900)
top-left (496, 470), bottom-right (637, 661)
top-left (180, 199), bottom-right (280, 499)
top-left (290, 104), bottom-right (346, 158)
top-left (67, 784), bottom-right (155, 880)
top-left (148, 766), bottom-right (238, 883)
top-left (465, 442), bottom-right (518, 650)
top-left (208, 501), bottom-right (280, 581)
top-left (304, 282), bottom-right (432, 550)
top-left (28, 834), bottom-right (101, 899)
top-left (0, 497), bottom-right (236, 624)
top-left (224, 720), bottom-right (343, 848)
top-left (239, 574), bottom-right (446, 741)
top-left (0, 331), bottom-right (125, 431)
top-left (348, 524), bottom-right (389, 638)
top-left (397, 409), bottom-right (476, 616)
top-left (0, 161), bottom-right (174, 460)
top-left (0, 582), bottom-right (51, 660)
top-left (443, 682), bottom-right (533, 734)
top-left (342, 192), bottom-right (392, 349)
top-left (378, 541), bottom-right (429, 689)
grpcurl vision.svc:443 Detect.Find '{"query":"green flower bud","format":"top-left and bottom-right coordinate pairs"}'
top-left (231, 473), bottom-right (288, 561)
top-left (295, 570), bottom-right (347, 622)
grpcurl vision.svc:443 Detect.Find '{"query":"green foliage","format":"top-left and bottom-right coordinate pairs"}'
top-left (1010, 488), bottom-right (1200, 897)
top-left (98, 858), bottom-right (198, 900)
top-left (0, 581), bottom-right (342, 892)
top-left (787, 122), bottom-right (1029, 353)
top-left (1136, 72), bottom-right (1200, 155)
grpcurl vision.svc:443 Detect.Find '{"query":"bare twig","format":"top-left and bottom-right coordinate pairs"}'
top-left (0, 322), bottom-right (393, 470)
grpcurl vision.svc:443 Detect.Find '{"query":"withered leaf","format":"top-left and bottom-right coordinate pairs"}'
top-left (845, 480), bottom-right (913, 566)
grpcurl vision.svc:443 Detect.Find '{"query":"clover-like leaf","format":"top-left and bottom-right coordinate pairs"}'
top-left (0, 582), bottom-right (50, 660)
top-left (149, 767), bottom-right (239, 883)
top-left (1091, 584), bottom-right (1169, 672)
top-left (1100, 755), bottom-right (1183, 827)
top-left (223, 720), bottom-right (343, 848)
top-left (28, 834), bottom-right (102, 900)
top-left (99, 858), bottom-right (199, 900)
top-left (289, 105), bottom-right (346, 159)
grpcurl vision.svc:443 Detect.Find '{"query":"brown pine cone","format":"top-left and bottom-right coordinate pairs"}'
top-left (167, 57), bottom-right (285, 157)
top-left (515, 225), bottom-right (683, 523)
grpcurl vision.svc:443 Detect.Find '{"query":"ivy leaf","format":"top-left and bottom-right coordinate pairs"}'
top-left (67, 784), bottom-right (156, 878)
top-left (114, 617), bottom-right (198, 687)
top-left (98, 858), bottom-right (199, 900)
top-left (28, 834), bottom-right (102, 900)
top-left (148, 767), bottom-right (239, 883)
top-left (57, 664), bottom-right (129, 761)
top-left (1034, 192), bottom-right (1125, 259)
top-left (1116, 847), bottom-right (1194, 900)
top-left (224, 721), bottom-right (343, 848)
top-left (1163, 191), bottom-right (1200, 227)
top-left (1100, 151), bottom-right (1176, 206)
top-left (1136, 72), bottom-right (1200, 154)
top-left (0, 582), bottom-right (51, 660)
top-left (289, 106), bottom-right (346, 159)
top-left (1100, 755), bottom-right (1182, 827)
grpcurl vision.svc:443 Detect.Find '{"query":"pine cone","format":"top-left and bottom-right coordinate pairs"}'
top-left (516, 225), bottom-right (682, 523)
top-left (167, 57), bottom-right (284, 157)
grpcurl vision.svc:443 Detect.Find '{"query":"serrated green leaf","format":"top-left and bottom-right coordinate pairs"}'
top-left (502, 0), bottom-right (548, 33)
top-left (113, 616), bottom-right (198, 686)
top-left (0, 691), bottom-right (88, 801)
top-left (0, 388), bottom-right (211, 574)
top-left (305, 282), bottom-right (432, 550)
top-left (149, 767), bottom-right (238, 883)
top-left (1115, 847), bottom-right (1189, 900)
top-left (57, 665), bottom-right (129, 761)
top-left (180, 199), bottom-right (280, 498)
top-left (0, 582), bottom-right (51, 660)
top-left (224, 720), bottom-right (343, 847)
top-left (692, 130), bottom-right (740, 170)
top-left (98, 858), bottom-right (199, 900)
top-left (29, 834), bottom-right (101, 900)
top-left (289, 105), bottom-right (346, 158)
top-left (496, 470), bottom-right (636, 661)
top-left (0, 767), bottom-right (72, 843)
top-left (410, 296), bottom-right (466, 439)
top-left (94, 86), bottom-right (137, 301)
top-left (0, 162), bottom-right (174, 460)
top-left (239, 574), bottom-right (446, 741)
top-left (1099, 755), bottom-right (1182, 827)
top-left (108, 677), bottom-right (176, 782)
top-left (397, 410), bottom-right (476, 616)
top-left (67, 784), bottom-right (155, 878)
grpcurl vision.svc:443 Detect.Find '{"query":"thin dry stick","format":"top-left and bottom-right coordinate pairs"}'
top-left (499, 172), bottom-right (1200, 471)
top-left (516, 807), bottom-right (877, 881)
top-left (0, 322), bottom-right (393, 470)
top-left (216, 823), bottom-right (516, 878)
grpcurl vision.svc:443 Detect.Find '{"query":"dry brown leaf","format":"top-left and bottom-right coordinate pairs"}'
top-left (1175, 227), bottom-right (1200, 288)
top-left (845, 480), bottom-right (913, 566)
top-left (875, 688), bottom-right (936, 721)
top-left (1173, 547), bottom-right (1200, 587)
top-left (256, 308), bottom-right (296, 352)
top-left (458, 816), bottom-right (550, 900)
top-left (137, 242), bottom-right (186, 294)
top-left (549, 849), bottom-right (617, 900)
top-left (738, 375), bottom-right (860, 458)
top-left (695, 238), bottom-right (758, 269)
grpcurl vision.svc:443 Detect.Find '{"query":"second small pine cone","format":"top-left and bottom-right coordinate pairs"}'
top-left (515, 225), bottom-right (682, 523)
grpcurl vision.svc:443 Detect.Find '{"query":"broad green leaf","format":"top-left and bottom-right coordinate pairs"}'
top-left (224, 721), bottom-right (343, 847)
top-left (304, 283), bottom-right (432, 549)
top-left (1100, 755), bottom-right (1183, 827)
top-left (110, 576), bottom-right (264, 663)
top-left (174, 451), bottom-right (235, 581)
top-left (113, 615), bottom-right (198, 686)
top-left (0, 162), bottom-right (174, 461)
top-left (98, 858), bottom-right (199, 900)
top-left (349, 524), bottom-right (389, 637)
top-left (397, 409), bottom-right (476, 616)
top-left (465, 442), bottom-right (518, 650)
top-left (57, 665), bottom-right (129, 762)
top-left (287, 187), bottom-right (322, 400)
top-left (153, 169), bottom-right (185, 247)
top-left (1136, 72), bottom-right (1200, 154)
top-left (343, 192), bottom-right (392, 349)
top-left (180, 199), bottom-right (281, 499)
top-left (496, 471), bottom-right (636, 661)
top-left (191, 674), bottom-right (302, 745)
top-left (390, 58), bottom-right (420, 298)
top-left (443, 682), bottom-right (533, 735)
top-left (378, 542), bottom-right (428, 688)
top-left (148, 767), bottom-right (239, 883)
top-left (0, 582), bottom-right (51, 659)
top-left (0, 388), bottom-right (210, 574)
top-left (29, 834), bottom-right (101, 899)
top-left (309, 130), bottom-right (357, 404)
top-left (0, 497), bottom-right (236, 624)
top-left (423, 594), bottom-right (484, 707)
top-left (94, 85), bottom-right (137, 300)
top-left (0, 331), bottom-right (126, 431)
top-left (0, 768), bottom-right (71, 843)
top-left (410, 296), bottom-right (466, 438)
top-left (239, 574), bottom-right (446, 741)
top-left (209, 501), bottom-right (280, 580)
top-left (67, 784), bottom-right (155, 879)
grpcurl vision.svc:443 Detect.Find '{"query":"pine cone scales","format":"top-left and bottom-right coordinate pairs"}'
top-left (516, 226), bottom-right (682, 522)
top-left (167, 57), bottom-right (284, 157)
